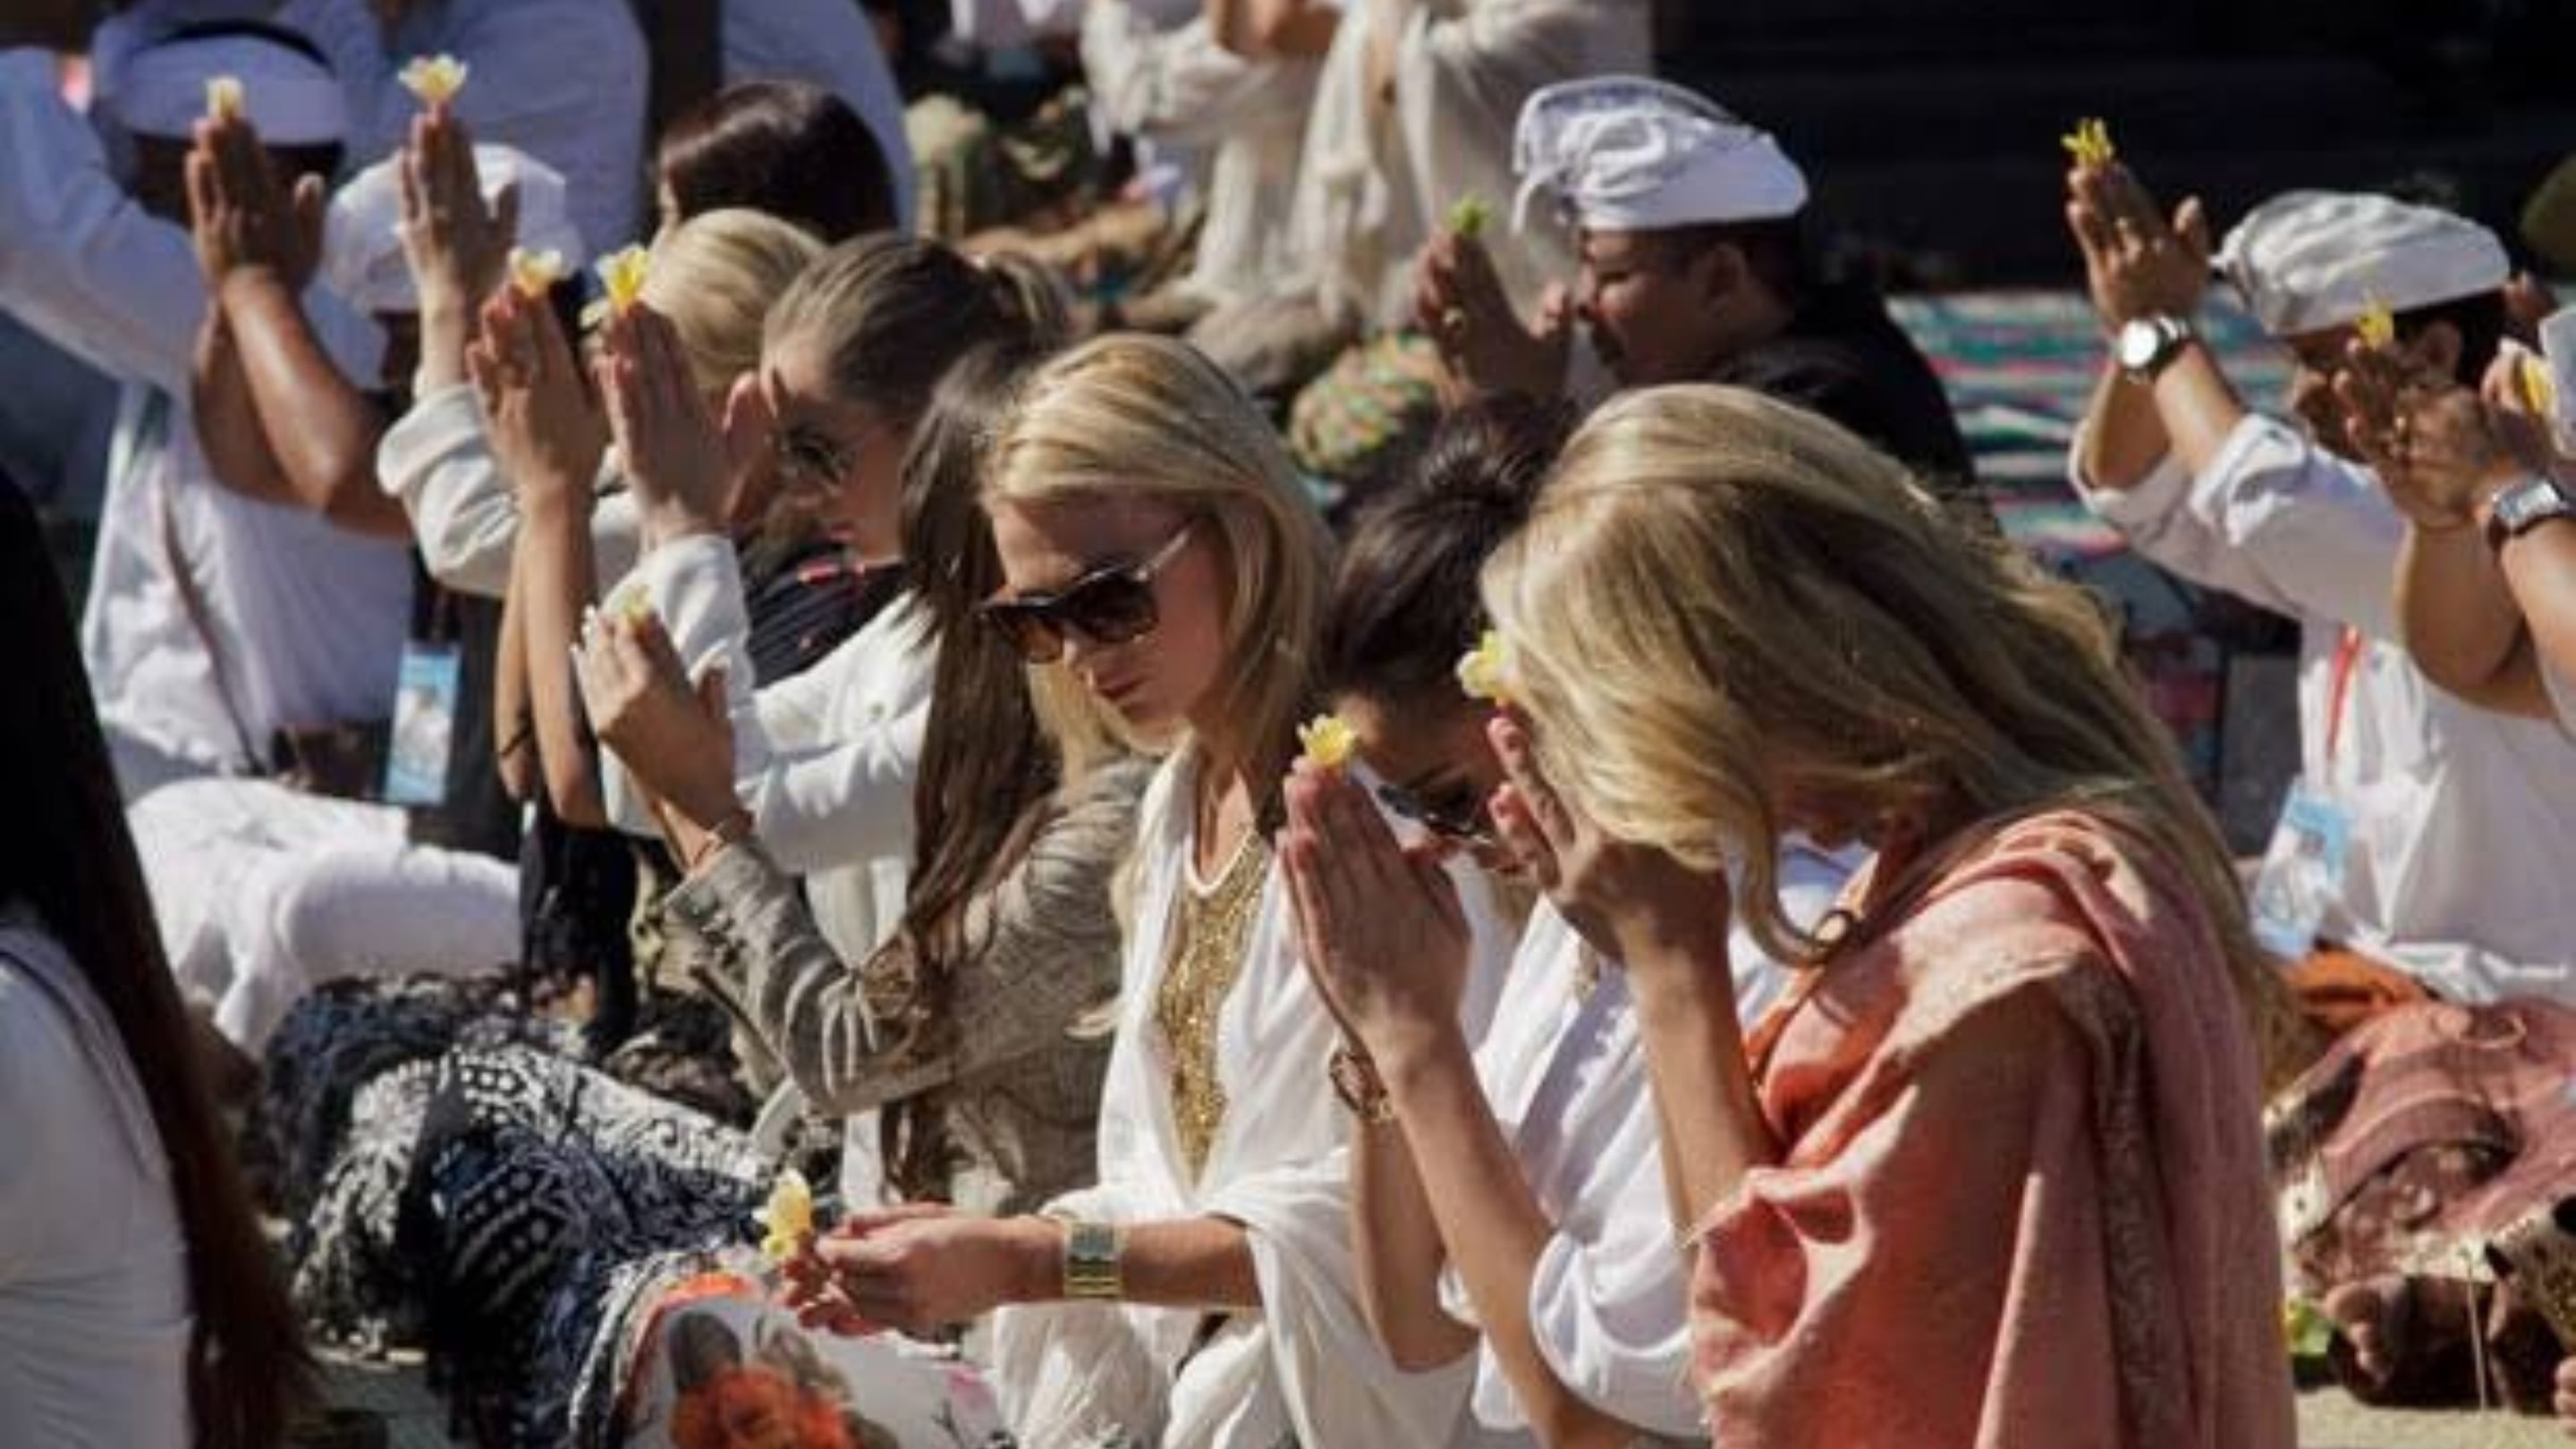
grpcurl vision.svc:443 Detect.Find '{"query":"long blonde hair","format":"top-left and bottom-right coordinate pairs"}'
top-left (982, 334), bottom-right (1333, 790)
top-left (1483, 385), bottom-right (2293, 1071)
top-left (639, 208), bottom-right (823, 398)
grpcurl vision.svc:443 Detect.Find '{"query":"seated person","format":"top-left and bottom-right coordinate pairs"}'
top-left (2061, 163), bottom-right (2576, 1019)
top-left (1423, 75), bottom-right (1979, 513)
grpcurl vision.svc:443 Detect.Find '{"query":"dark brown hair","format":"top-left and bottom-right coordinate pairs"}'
top-left (764, 236), bottom-right (1064, 435)
top-left (657, 80), bottom-right (896, 243)
top-left (878, 341), bottom-right (1059, 1199)
top-left (1322, 394), bottom-right (1572, 708)
top-left (0, 479), bottom-right (311, 1448)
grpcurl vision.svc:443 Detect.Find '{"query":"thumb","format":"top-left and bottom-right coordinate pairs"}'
top-left (292, 174), bottom-right (326, 249)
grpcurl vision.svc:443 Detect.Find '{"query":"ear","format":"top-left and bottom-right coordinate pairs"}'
top-left (1689, 240), bottom-right (1745, 313)
top-left (2407, 318), bottom-right (2466, 384)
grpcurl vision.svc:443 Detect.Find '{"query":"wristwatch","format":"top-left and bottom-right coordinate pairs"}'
top-left (2484, 475), bottom-right (2575, 547)
top-left (1057, 1218), bottom-right (1125, 1301)
top-left (1328, 1043), bottom-right (1396, 1125)
top-left (2114, 314), bottom-right (2198, 384)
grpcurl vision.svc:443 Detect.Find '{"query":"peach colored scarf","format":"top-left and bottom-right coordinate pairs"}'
top-left (1690, 810), bottom-right (2295, 1448)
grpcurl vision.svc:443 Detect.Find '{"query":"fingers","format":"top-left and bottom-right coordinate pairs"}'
top-left (2173, 195), bottom-right (2212, 260)
top-left (821, 1202), bottom-right (954, 1241)
top-left (1490, 713), bottom-right (1574, 853)
top-left (495, 181), bottom-right (521, 250)
top-left (184, 148), bottom-right (217, 233)
top-left (2064, 199), bottom-right (2114, 263)
top-left (1488, 784), bottom-right (1558, 891)
top-left (292, 174), bottom-right (325, 258)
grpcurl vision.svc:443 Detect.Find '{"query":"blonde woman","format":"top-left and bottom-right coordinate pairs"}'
top-left (1453, 386), bottom-right (2292, 1446)
top-left (783, 335), bottom-right (1517, 1449)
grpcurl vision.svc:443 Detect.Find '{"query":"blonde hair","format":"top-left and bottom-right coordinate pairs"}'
top-left (983, 334), bottom-right (1333, 786)
top-left (639, 208), bottom-right (823, 398)
top-left (1484, 385), bottom-right (2294, 1073)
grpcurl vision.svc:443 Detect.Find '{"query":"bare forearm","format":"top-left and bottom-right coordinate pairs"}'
top-left (495, 545), bottom-right (538, 801)
top-left (1386, 1032), bottom-right (1634, 1446)
top-left (191, 310), bottom-right (301, 506)
top-left (1105, 1216), bottom-right (1262, 1309)
top-left (2502, 519), bottom-right (2576, 706)
top-left (218, 271), bottom-right (409, 538)
top-left (415, 299), bottom-right (474, 395)
top-left (521, 495), bottom-right (606, 826)
top-left (1350, 1103), bottom-right (1475, 1371)
top-left (2397, 522), bottom-right (2534, 709)
top-left (1630, 962), bottom-right (1775, 1235)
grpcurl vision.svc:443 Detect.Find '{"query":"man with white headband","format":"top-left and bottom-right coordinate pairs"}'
top-left (0, 19), bottom-right (412, 799)
top-left (1422, 74), bottom-right (1975, 502)
top-left (2063, 161), bottom-right (2576, 1016)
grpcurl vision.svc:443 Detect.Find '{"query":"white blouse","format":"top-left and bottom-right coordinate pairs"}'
top-left (1439, 844), bottom-right (1856, 1446)
top-left (0, 919), bottom-right (191, 1449)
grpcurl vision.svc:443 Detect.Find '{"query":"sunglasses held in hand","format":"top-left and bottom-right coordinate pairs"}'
top-left (980, 524), bottom-right (1192, 665)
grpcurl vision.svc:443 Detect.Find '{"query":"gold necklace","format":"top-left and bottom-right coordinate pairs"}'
top-left (1153, 824), bottom-right (1271, 1182)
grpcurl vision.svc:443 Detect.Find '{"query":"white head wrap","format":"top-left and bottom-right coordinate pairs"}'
top-left (2216, 191), bottom-right (2510, 337)
top-left (97, 30), bottom-right (347, 147)
top-left (1512, 76), bottom-right (1808, 235)
top-left (2538, 307), bottom-right (2576, 453)
top-left (322, 146), bottom-right (588, 316)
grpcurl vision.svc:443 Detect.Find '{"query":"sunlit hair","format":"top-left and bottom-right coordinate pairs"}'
top-left (640, 208), bottom-right (823, 399)
top-left (764, 234), bottom-right (1064, 433)
top-left (983, 334), bottom-right (1333, 788)
top-left (1483, 384), bottom-right (2293, 1072)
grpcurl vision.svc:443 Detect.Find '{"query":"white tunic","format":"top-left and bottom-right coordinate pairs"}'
top-left (988, 750), bottom-right (1516, 1449)
top-left (1080, 0), bottom-right (1328, 308)
top-left (375, 382), bottom-right (643, 599)
top-left (1438, 843), bottom-right (1856, 1447)
top-left (0, 51), bottom-right (410, 795)
top-left (0, 918), bottom-right (191, 1449)
top-left (2072, 415), bottom-right (2576, 1004)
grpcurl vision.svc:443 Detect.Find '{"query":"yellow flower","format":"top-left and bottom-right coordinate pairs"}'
top-left (509, 247), bottom-right (567, 300)
top-left (396, 54), bottom-right (470, 106)
top-left (754, 1168), bottom-right (815, 1262)
top-left (205, 75), bottom-right (244, 123)
top-left (1455, 629), bottom-right (1511, 707)
top-left (2059, 117), bottom-right (2116, 170)
top-left (606, 580), bottom-right (657, 624)
top-left (2282, 1296), bottom-right (2334, 1360)
top-left (1447, 193), bottom-right (1493, 242)
top-left (2354, 294), bottom-right (2397, 350)
top-left (2521, 352), bottom-right (2558, 418)
top-left (597, 244), bottom-right (651, 317)
top-left (1297, 713), bottom-right (1357, 773)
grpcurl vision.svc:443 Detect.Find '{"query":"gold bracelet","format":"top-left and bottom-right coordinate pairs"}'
top-left (1328, 1043), bottom-right (1396, 1125)
top-left (1058, 1218), bottom-right (1125, 1301)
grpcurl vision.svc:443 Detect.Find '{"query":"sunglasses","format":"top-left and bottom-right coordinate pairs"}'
top-left (979, 524), bottom-right (1192, 665)
top-left (773, 426), bottom-right (858, 499)
top-left (1375, 780), bottom-right (1496, 848)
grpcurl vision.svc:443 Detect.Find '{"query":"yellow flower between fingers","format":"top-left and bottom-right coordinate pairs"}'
top-left (2354, 293), bottom-right (2397, 351)
top-left (1455, 629), bottom-right (1511, 707)
top-left (2282, 1296), bottom-right (2334, 1360)
top-left (2060, 117), bottom-right (2116, 171)
top-left (397, 54), bottom-right (470, 106)
top-left (205, 75), bottom-right (244, 123)
top-left (597, 244), bottom-right (651, 317)
top-left (509, 248), bottom-right (567, 300)
top-left (2521, 352), bottom-right (2558, 418)
top-left (606, 580), bottom-right (657, 624)
top-left (1447, 192), bottom-right (1493, 242)
top-left (1297, 714), bottom-right (1357, 773)
top-left (755, 1168), bottom-right (815, 1262)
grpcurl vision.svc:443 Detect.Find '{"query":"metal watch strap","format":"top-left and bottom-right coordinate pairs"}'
top-left (2486, 475), bottom-right (2574, 547)
top-left (1060, 1219), bottom-right (1124, 1301)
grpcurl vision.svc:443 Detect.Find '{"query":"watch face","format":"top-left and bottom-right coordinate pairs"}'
top-left (2497, 479), bottom-right (2572, 532)
top-left (2117, 318), bottom-right (2167, 372)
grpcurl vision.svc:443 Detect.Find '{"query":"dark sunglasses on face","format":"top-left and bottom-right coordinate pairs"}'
top-left (774, 426), bottom-right (858, 499)
top-left (1375, 780), bottom-right (1496, 847)
top-left (979, 523), bottom-right (1193, 665)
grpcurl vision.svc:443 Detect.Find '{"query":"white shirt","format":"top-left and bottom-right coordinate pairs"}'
top-left (271, 0), bottom-right (649, 258)
top-left (0, 51), bottom-right (411, 786)
top-left (1438, 844), bottom-right (1855, 1446)
top-left (0, 921), bottom-right (191, 1449)
top-left (724, 0), bottom-right (918, 233)
top-left (2072, 414), bottom-right (2576, 1004)
top-left (600, 533), bottom-right (935, 967)
top-left (1080, 0), bottom-right (1327, 307)
top-left (376, 381), bottom-right (643, 598)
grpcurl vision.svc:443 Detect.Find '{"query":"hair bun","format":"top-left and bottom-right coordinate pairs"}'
top-left (1411, 393), bottom-right (1576, 521)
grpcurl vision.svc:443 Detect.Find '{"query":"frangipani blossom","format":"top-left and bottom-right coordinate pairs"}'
top-left (2520, 353), bottom-right (2557, 418)
top-left (205, 76), bottom-right (244, 123)
top-left (597, 244), bottom-right (650, 317)
top-left (2060, 117), bottom-right (2115, 171)
top-left (2354, 294), bottom-right (2397, 351)
top-left (755, 1168), bottom-right (814, 1262)
top-left (397, 54), bottom-right (470, 106)
top-left (1297, 714), bottom-right (1357, 773)
top-left (1455, 629), bottom-right (1511, 707)
top-left (509, 247), bottom-right (567, 299)
top-left (1447, 193), bottom-right (1492, 242)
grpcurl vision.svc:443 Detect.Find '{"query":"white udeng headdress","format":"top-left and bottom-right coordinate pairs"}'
top-left (1512, 75), bottom-right (1809, 235)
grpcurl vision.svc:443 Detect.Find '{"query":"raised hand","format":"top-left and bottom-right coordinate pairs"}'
top-left (1278, 760), bottom-right (1473, 1066)
top-left (2332, 343), bottom-right (2517, 529)
top-left (2064, 159), bottom-right (2211, 328)
top-left (570, 608), bottom-right (741, 835)
top-left (185, 114), bottom-right (324, 291)
top-left (1415, 230), bottom-right (1570, 402)
top-left (466, 284), bottom-right (606, 512)
top-left (394, 108), bottom-right (518, 319)
top-left (1487, 712), bottom-right (1735, 985)
top-left (805, 1207), bottom-right (1050, 1337)
top-left (595, 303), bottom-right (737, 541)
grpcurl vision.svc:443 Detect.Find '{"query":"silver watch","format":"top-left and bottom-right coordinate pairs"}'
top-left (2485, 475), bottom-right (2575, 547)
top-left (2114, 314), bottom-right (2197, 383)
